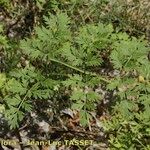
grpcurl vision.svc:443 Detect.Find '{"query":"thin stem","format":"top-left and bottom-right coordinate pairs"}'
top-left (17, 83), bottom-right (38, 110)
top-left (124, 55), bottom-right (132, 67)
top-left (49, 58), bottom-right (110, 83)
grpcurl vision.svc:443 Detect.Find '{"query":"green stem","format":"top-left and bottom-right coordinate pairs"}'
top-left (124, 55), bottom-right (132, 67)
top-left (50, 58), bottom-right (85, 73)
top-left (17, 83), bottom-right (38, 110)
top-left (49, 58), bottom-right (110, 83)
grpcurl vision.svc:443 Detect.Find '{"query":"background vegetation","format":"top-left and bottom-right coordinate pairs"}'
top-left (0, 0), bottom-right (150, 149)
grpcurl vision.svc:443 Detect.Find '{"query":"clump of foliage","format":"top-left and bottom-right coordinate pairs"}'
top-left (104, 34), bottom-right (150, 149)
top-left (1, 0), bottom-right (150, 149)
top-left (2, 12), bottom-right (114, 128)
top-left (0, 0), bottom-right (10, 8)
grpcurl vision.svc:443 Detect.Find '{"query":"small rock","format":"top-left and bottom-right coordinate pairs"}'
top-left (38, 120), bottom-right (50, 133)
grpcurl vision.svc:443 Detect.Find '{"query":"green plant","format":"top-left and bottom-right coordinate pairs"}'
top-left (103, 33), bottom-right (150, 149)
top-left (1, 12), bottom-right (112, 128)
top-left (19, 12), bottom-right (113, 127)
top-left (0, 0), bottom-right (10, 8)
top-left (1, 9), bottom-right (150, 149)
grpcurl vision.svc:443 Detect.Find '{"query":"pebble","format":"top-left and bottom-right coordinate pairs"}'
top-left (0, 15), bottom-right (4, 21)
